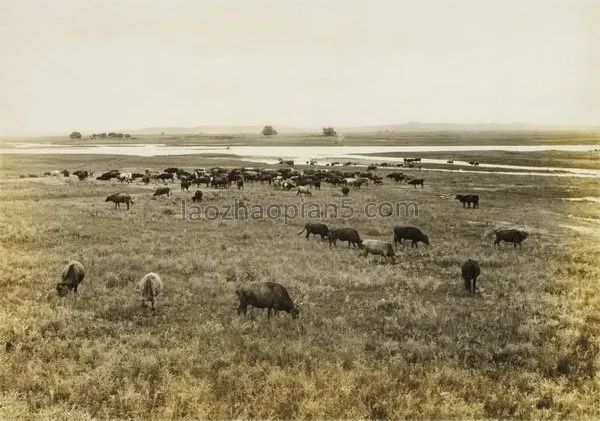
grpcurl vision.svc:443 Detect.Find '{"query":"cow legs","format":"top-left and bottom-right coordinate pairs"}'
top-left (464, 279), bottom-right (470, 291)
top-left (126, 202), bottom-right (130, 210)
top-left (237, 303), bottom-right (247, 316)
top-left (267, 308), bottom-right (272, 319)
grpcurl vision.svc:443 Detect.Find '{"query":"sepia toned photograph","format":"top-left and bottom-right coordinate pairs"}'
top-left (0, 0), bottom-right (599, 419)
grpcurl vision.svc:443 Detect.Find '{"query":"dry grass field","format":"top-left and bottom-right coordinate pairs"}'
top-left (0, 153), bottom-right (599, 419)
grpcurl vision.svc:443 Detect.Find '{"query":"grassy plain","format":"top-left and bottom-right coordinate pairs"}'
top-left (0, 152), bottom-right (599, 419)
top-left (2, 129), bottom-right (600, 147)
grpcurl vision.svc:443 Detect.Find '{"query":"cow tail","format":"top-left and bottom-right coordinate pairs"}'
top-left (297, 228), bottom-right (306, 235)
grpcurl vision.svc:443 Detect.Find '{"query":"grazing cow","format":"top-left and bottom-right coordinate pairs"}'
top-left (360, 239), bottom-right (396, 263)
top-left (407, 178), bottom-right (424, 188)
top-left (313, 180), bottom-right (321, 190)
top-left (56, 261), bottom-right (85, 297)
top-left (105, 193), bottom-right (134, 210)
top-left (329, 228), bottom-right (363, 249)
top-left (341, 186), bottom-right (350, 197)
top-left (393, 226), bottom-right (429, 248)
top-left (192, 190), bottom-right (203, 202)
top-left (131, 172), bottom-right (146, 180)
top-left (164, 167), bottom-right (179, 174)
top-left (297, 186), bottom-right (312, 197)
top-left (157, 172), bottom-right (175, 183)
top-left (237, 179), bottom-right (244, 189)
top-left (455, 194), bottom-right (479, 208)
top-left (118, 173), bottom-right (133, 183)
top-left (181, 180), bottom-right (191, 192)
top-left (494, 229), bottom-right (529, 248)
top-left (282, 181), bottom-right (296, 191)
top-left (297, 223), bottom-right (330, 240)
top-left (141, 176), bottom-right (150, 184)
top-left (73, 170), bottom-right (93, 181)
top-left (139, 272), bottom-right (163, 311)
top-left (153, 187), bottom-right (171, 198)
top-left (469, 161), bottom-right (480, 166)
top-left (461, 259), bottom-right (481, 294)
top-left (236, 282), bottom-right (299, 319)
top-left (61, 169), bottom-right (70, 177)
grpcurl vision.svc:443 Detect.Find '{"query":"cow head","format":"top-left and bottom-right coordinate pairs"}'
top-left (423, 234), bottom-right (430, 245)
top-left (56, 283), bottom-right (70, 297)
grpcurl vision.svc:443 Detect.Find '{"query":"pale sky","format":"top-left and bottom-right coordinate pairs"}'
top-left (1, 0), bottom-right (598, 135)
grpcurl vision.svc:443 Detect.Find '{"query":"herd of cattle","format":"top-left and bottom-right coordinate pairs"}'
top-left (49, 162), bottom-right (529, 319)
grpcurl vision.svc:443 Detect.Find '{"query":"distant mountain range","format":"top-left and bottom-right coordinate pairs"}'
top-left (129, 122), bottom-right (600, 135)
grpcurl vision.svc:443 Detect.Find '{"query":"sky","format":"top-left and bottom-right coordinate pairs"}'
top-left (0, 0), bottom-right (599, 135)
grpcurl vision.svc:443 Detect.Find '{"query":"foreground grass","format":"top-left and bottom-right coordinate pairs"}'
top-left (0, 155), bottom-right (599, 419)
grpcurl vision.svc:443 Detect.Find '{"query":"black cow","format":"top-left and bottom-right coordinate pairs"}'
top-left (105, 193), bottom-right (134, 210)
top-left (181, 180), bottom-right (191, 192)
top-left (211, 176), bottom-right (229, 189)
top-left (237, 179), bottom-right (244, 189)
top-left (341, 186), bottom-right (350, 197)
top-left (407, 178), bottom-right (424, 188)
top-left (494, 229), bottom-right (529, 248)
top-left (192, 190), bottom-right (203, 202)
top-left (153, 187), bottom-right (171, 198)
top-left (461, 259), bottom-right (481, 294)
top-left (393, 226), bottom-right (429, 248)
top-left (455, 194), bottom-right (479, 208)
top-left (157, 173), bottom-right (174, 183)
top-left (56, 261), bottom-right (85, 297)
top-left (236, 282), bottom-right (299, 319)
top-left (297, 223), bottom-right (330, 240)
top-left (329, 228), bottom-right (362, 248)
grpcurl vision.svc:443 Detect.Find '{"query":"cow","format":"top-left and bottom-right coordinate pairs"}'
top-left (297, 186), bottom-right (312, 197)
top-left (118, 173), bottom-right (133, 183)
top-left (494, 229), bottom-right (529, 248)
top-left (407, 178), bottom-right (424, 188)
top-left (138, 272), bottom-right (163, 312)
top-left (236, 282), bottom-right (299, 319)
top-left (341, 186), bottom-right (350, 197)
top-left (105, 193), bottom-right (134, 210)
top-left (360, 239), bottom-right (396, 263)
top-left (297, 223), bottom-right (330, 240)
top-left (73, 170), bottom-right (93, 181)
top-left (237, 179), bottom-right (244, 189)
top-left (60, 169), bottom-right (70, 177)
top-left (131, 172), bottom-right (146, 180)
top-left (153, 187), bottom-right (171, 198)
top-left (461, 259), bottom-right (481, 294)
top-left (192, 190), bottom-right (203, 202)
top-left (56, 261), bottom-right (85, 297)
top-left (211, 176), bottom-right (229, 189)
top-left (181, 180), bottom-right (191, 192)
top-left (393, 226), bottom-right (429, 248)
top-left (157, 172), bottom-right (174, 183)
top-left (455, 194), bottom-right (479, 208)
top-left (469, 161), bottom-right (480, 166)
top-left (329, 228), bottom-right (363, 249)
top-left (164, 167), bottom-right (179, 174)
